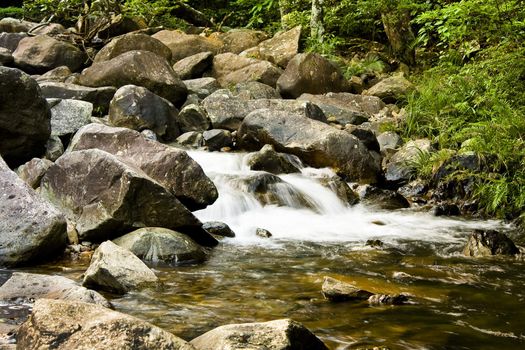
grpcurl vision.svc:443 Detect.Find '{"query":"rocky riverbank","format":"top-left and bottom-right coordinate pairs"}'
top-left (1, 15), bottom-right (523, 349)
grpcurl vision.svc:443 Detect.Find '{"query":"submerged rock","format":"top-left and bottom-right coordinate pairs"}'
top-left (202, 221), bottom-right (236, 238)
top-left (17, 299), bottom-right (193, 350)
top-left (83, 240), bottom-right (158, 294)
top-left (368, 293), bottom-right (409, 305)
top-left (321, 276), bottom-right (373, 302)
top-left (463, 230), bottom-right (519, 257)
top-left (256, 228), bottom-right (273, 238)
top-left (190, 318), bottom-right (328, 350)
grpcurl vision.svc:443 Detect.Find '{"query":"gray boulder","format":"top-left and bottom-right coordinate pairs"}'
top-left (178, 104), bottom-right (211, 133)
top-left (94, 33), bottom-right (172, 63)
top-left (463, 230), bottom-right (520, 257)
top-left (17, 299), bottom-right (193, 350)
top-left (202, 221), bottom-right (235, 238)
top-left (15, 158), bottom-right (53, 189)
top-left (0, 156), bottom-right (67, 267)
top-left (377, 131), bottom-right (402, 152)
top-left (365, 75), bottom-right (415, 103)
top-left (0, 67), bottom-right (51, 166)
top-left (203, 129), bottom-right (233, 151)
top-left (277, 53), bottom-right (349, 99)
top-left (0, 32), bottom-right (28, 52)
top-left (357, 185), bottom-right (410, 210)
top-left (238, 110), bottom-right (381, 183)
top-left (176, 131), bottom-right (204, 148)
top-left (184, 77), bottom-right (221, 99)
top-left (322, 276), bottom-right (373, 302)
top-left (241, 26), bottom-right (301, 68)
top-left (232, 81), bottom-right (280, 100)
top-left (78, 50), bottom-right (187, 107)
top-left (113, 227), bottom-right (206, 265)
top-left (108, 85), bottom-right (179, 140)
top-left (40, 149), bottom-right (201, 242)
top-left (152, 29), bottom-right (222, 62)
top-left (0, 272), bottom-right (109, 307)
top-left (385, 139), bottom-right (432, 186)
top-left (68, 123), bottom-right (217, 211)
top-left (190, 318), bottom-right (328, 350)
top-left (345, 125), bottom-right (380, 152)
top-left (13, 35), bottom-right (86, 74)
top-left (39, 82), bottom-right (116, 114)
top-left (48, 98), bottom-right (93, 137)
top-left (45, 135), bottom-right (64, 161)
top-left (246, 144), bottom-right (301, 174)
top-left (83, 240), bottom-right (158, 294)
top-left (211, 53), bottom-right (283, 88)
top-left (173, 51), bottom-right (213, 80)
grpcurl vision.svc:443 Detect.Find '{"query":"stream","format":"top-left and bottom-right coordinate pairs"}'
top-left (4, 150), bottom-right (525, 349)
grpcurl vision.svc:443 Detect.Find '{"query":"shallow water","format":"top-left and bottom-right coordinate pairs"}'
top-left (3, 150), bottom-right (525, 349)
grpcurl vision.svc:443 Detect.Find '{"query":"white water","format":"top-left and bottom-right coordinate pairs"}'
top-left (189, 151), bottom-right (505, 246)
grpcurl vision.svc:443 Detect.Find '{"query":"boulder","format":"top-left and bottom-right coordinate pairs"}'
top-left (0, 32), bottom-right (27, 52)
top-left (13, 35), bottom-right (86, 74)
top-left (48, 98), bottom-right (93, 137)
top-left (0, 47), bottom-right (13, 66)
top-left (108, 85), bottom-right (179, 140)
top-left (232, 81), bottom-right (280, 100)
top-left (463, 230), bottom-right (519, 257)
top-left (203, 129), bottom-right (233, 151)
top-left (241, 26), bottom-right (301, 68)
top-left (68, 123), bottom-right (217, 211)
top-left (176, 131), bottom-right (204, 148)
top-left (15, 158), bottom-right (53, 189)
top-left (211, 53), bottom-right (283, 88)
top-left (246, 144), bottom-right (301, 174)
top-left (202, 90), bottom-right (325, 130)
top-left (277, 53), bottom-right (349, 99)
top-left (0, 156), bottom-right (67, 267)
top-left (0, 272), bottom-right (109, 307)
top-left (377, 131), bottom-right (402, 152)
top-left (45, 135), bottom-right (64, 161)
top-left (93, 33), bottom-right (172, 63)
top-left (0, 18), bottom-right (34, 33)
top-left (318, 176), bottom-right (359, 206)
top-left (113, 227), bottom-right (206, 265)
top-left (173, 51), bottom-right (213, 80)
top-left (357, 185), bottom-right (410, 210)
top-left (39, 82), bottom-right (116, 113)
top-left (431, 203), bottom-right (460, 217)
top-left (365, 75), bottom-right (415, 103)
top-left (0, 67), bottom-right (51, 166)
top-left (184, 77), bottom-right (221, 98)
top-left (238, 110), bottom-right (381, 183)
top-left (385, 139), bottom-right (432, 186)
top-left (202, 221), bottom-right (235, 238)
top-left (152, 29), bottom-right (222, 62)
top-left (219, 29), bottom-right (267, 54)
top-left (321, 276), bottom-right (373, 302)
top-left (190, 318), bottom-right (328, 350)
top-left (78, 50), bottom-right (187, 107)
top-left (256, 228), bottom-right (272, 238)
top-left (36, 65), bottom-right (72, 83)
top-left (298, 92), bottom-right (385, 126)
top-left (178, 104), bottom-right (211, 133)
top-left (345, 125), bottom-right (380, 152)
top-left (40, 149), bottom-right (201, 242)
top-left (83, 240), bottom-right (158, 294)
top-left (17, 299), bottom-right (193, 350)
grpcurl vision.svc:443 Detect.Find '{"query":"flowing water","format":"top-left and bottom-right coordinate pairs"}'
top-left (3, 150), bottom-right (525, 349)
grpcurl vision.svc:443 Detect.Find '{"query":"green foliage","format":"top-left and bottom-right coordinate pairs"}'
top-left (23, 0), bottom-right (84, 25)
top-left (343, 54), bottom-right (386, 78)
top-left (0, 6), bottom-right (24, 19)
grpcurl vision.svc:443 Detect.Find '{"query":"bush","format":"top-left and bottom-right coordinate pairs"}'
top-left (0, 6), bottom-right (24, 19)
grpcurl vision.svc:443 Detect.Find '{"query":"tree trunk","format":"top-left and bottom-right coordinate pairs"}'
top-left (310, 0), bottom-right (325, 42)
top-left (381, 10), bottom-right (416, 65)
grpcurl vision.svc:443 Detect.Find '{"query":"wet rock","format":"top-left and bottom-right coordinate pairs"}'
top-left (178, 104), bottom-right (211, 133)
top-left (202, 221), bottom-right (236, 238)
top-left (345, 125), bottom-right (380, 152)
top-left (152, 29), bottom-right (222, 62)
top-left (0, 47), bottom-right (13, 66)
top-left (463, 230), bottom-right (519, 257)
top-left (233, 81), bottom-right (281, 100)
top-left (238, 109), bottom-right (381, 183)
top-left (190, 318), bottom-right (328, 350)
top-left (202, 89), bottom-right (325, 130)
top-left (357, 185), bottom-right (410, 210)
top-left (78, 50), bottom-right (187, 107)
top-left (176, 131), bottom-right (204, 148)
top-left (184, 77), bottom-right (221, 98)
top-left (256, 228), bottom-right (273, 238)
top-left (17, 299), bottom-right (192, 350)
top-left (15, 158), bottom-right (53, 189)
top-left (385, 139), bottom-right (432, 186)
top-left (431, 203), bottom-right (460, 216)
top-left (322, 277), bottom-right (373, 302)
top-left (40, 149), bottom-right (201, 242)
top-left (277, 53), bottom-right (349, 99)
top-left (114, 227), bottom-right (206, 265)
top-left (94, 33), bottom-right (172, 63)
top-left (366, 239), bottom-right (384, 248)
top-left (108, 84), bottom-right (179, 140)
top-left (246, 144), bottom-right (301, 174)
top-left (45, 135), bottom-right (64, 161)
top-left (0, 67), bottom-right (51, 167)
top-left (48, 98), bottom-right (93, 137)
top-left (241, 26), bottom-right (301, 68)
top-left (0, 32), bottom-right (27, 52)
top-left (39, 82), bottom-right (116, 114)
top-left (368, 293), bottom-right (409, 305)
top-left (219, 29), bottom-right (267, 54)
top-left (365, 75), bottom-right (415, 103)
top-left (83, 240), bottom-right (158, 294)
top-left (0, 156), bottom-right (67, 267)
top-left (211, 53), bottom-right (283, 88)
top-left (319, 176), bottom-right (360, 205)
top-left (203, 129), bottom-right (233, 151)
top-left (377, 131), bottom-right (402, 152)
top-left (68, 123), bottom-right (217, 211)
top-left (13, 35), bottom-right (86, 74)
top-left (173, 51), bottom-right (213, 80)
top-left (298, 92), bottom-right (385, 126)
top-left (0, 272), bottom-right (109, 307)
